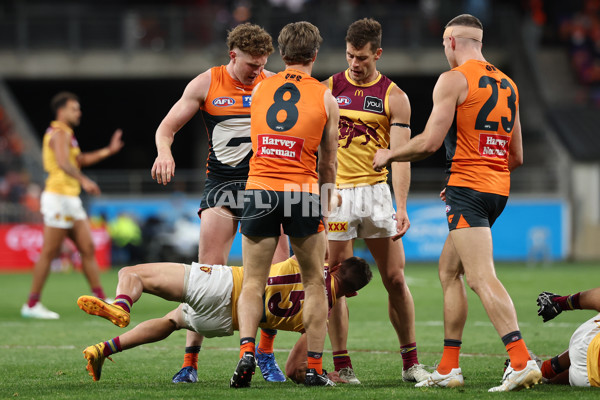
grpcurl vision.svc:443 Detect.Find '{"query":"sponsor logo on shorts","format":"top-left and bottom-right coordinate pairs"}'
top-left (242, 95), bottom-right (252, 108)
top-left (199, 266), bottom-right (212, 274)
top-left (336, 96), bottom-right (352, 106)
top-left (445, 205), bottom-right (451, 213)
top-left (363, 96), bottom-right (383, 113)
top-left (328, 222), bottom-right (348, 232)
top-left (256, 134), bottom-right (304, 161)
top-left (212, 97), bottom-right (235, 107)
top-left (479, 133), bottom-right (509, 159)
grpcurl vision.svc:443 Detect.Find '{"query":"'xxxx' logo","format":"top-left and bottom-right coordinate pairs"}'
top-left (328, 222), bottom-right (348, 232)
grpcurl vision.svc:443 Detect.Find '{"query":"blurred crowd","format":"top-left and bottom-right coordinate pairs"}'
top-left (0, 105), bottom-right (41, 223)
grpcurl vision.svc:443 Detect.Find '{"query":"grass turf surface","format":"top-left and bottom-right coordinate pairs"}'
top-left (1, 261), bottom-right (599, 399)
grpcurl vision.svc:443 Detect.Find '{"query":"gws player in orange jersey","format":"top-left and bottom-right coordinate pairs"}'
top-left (374, 14), bottom-right (541, 392)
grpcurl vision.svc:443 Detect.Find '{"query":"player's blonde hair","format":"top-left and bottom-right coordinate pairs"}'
top-left (278, 21), bottom-right (323, 65)
top-left (226, 23), bottom-right (274, 56)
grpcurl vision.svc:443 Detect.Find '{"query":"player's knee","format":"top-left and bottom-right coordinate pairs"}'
top-left (381, 271), bottom-right (406, 292)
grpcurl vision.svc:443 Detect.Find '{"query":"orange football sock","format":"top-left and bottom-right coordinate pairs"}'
top-left (257, 329), bottom-right (276, 353)
top-left (437, 339), bottom-right (461, 375)
top-left (239, 338), bottom-right (255, 359)
top-left (506, 339), bottom-right (530, 371)
top-left (307, 354), bottom-right (323, 375)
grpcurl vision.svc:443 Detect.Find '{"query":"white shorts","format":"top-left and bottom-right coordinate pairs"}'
top-left (179, 263), bottom-right (234, 338)
top-left (568, 313), bottom-right (600, 387)
top-left (327, 183), bottom-right (397, 240)
top-left (40, 191), bottom-right (87, 229)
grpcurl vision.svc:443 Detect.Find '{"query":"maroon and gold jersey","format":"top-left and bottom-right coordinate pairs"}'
top-left (231, 258), bottom-right (336, 332)
top-left (328, 70), bottom-right (396, 187)
top-left (445, 60), bottom-right (519, 196)
top-left (200, 65), bottom-right (267, 181)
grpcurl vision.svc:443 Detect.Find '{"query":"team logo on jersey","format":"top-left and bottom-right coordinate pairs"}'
top-left (328, 221), bottom-right (348, 232)
top-left (242, 95), bottom-right (252, 108)
top-left (336, 96), bottom-right (352, 106)
top-left (338, 116), bottom-right (383, 149)
top-left (212, 97), bottom-right (235, 107)
top-left (199, 266), bottom-right (212, 274)
top-left (363, 96), bottom-right (383, 113)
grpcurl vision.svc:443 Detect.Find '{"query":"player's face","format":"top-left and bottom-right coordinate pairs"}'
top-left (346, 42), bottom-right (381, 84)
top-left (61, 100), bottom-right (82, 128)
top-left (232, 50), bottom-right (268, 86)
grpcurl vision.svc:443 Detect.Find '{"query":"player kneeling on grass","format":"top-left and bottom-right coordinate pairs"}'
top-left (77, 256), bottom-right (372, 384)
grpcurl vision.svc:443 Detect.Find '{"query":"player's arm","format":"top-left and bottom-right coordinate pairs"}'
top-left (51, 129), bottom-right (100, 195)
top-left (152, 71), bottom-right (210, 185)
top-left (319, 89), bottom-right (339, 216)
top-left (388, 86), bottom-right (412, 239)
top-left (508, 109), bottom-right (523, 171)
top-left (77, 129), bottom-right (124, 167)
top-left (373, 71), bottom-right (464, 168)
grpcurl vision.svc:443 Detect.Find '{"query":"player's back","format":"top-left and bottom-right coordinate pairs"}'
top-left (445, 60), bottom-right (519, 196)
top-left (247, 70), bottom-right (328, 193)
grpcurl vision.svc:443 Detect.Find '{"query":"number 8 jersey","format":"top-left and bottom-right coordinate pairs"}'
top-left (445, 60), bottom-right (519, 196)
top-left (246, 69), bottom-right (328, 193)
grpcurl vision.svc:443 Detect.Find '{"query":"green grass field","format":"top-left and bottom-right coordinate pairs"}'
top-left (1, 261), bottom-right (599, 399)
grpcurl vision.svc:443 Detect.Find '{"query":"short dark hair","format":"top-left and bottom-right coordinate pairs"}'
top-left (226, 22), bottom-right (274, 56)
top-left (278, 21), bottom-right (323, 65)
top-left (345, 18), bottom-right (382, 53)
top-left (337, 257), bottom-right (373, 294)
top-left (50, 92), bottom-right (79, 116)
top-left (445, 14), bottom-right (483, 30)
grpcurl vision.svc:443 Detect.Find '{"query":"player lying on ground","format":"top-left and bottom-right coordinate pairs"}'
top-left (534, 287), bottom-right (600, 387)
top-left (77, 256), bottom-right (372, 383)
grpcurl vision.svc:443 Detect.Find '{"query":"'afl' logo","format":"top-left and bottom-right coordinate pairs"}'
top-left (212, 97), bottom-right (235, 107)
top-left (445, 205), bottom-right (451, 213)
top-left (336, 96), bottom-right (352, 106)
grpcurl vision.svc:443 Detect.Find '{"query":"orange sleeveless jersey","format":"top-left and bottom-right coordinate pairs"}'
top-left (246, 69), bottom-right (328, 193)
top-left (230, 258), bottom-right (336, 332)
top-left (445, 60), bottom-right (519, 196)
top-left (200, 65), bottom-right (267, 181)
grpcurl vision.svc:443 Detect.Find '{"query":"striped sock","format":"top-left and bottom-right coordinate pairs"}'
top-left (333, 350), bottom-right (352, 371)
top-left (103, 337), bottom-right (121, 357)
top-left (401, 342), bottom-right (418, 370)
top-left (113, 295), bottom-right (133, 313)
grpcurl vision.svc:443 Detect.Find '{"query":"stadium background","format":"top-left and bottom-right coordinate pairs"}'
top-left (0, 0), bottom-right (597, 268)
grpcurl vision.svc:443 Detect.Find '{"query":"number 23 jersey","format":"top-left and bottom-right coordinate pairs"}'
top-left (445, 60), bottom-right (519, 196)
top-left (231, 258), bottom-right (336, 332)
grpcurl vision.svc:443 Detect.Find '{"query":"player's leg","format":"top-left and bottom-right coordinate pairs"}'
top-left (70, 218), bottom-right (107, 300)
top-left (537, 349), bottom-right (570, 385)
top-left (22, 225), bottom-right (67, 319)
top-left (417, 235), bottom-right (466, 388)
top-left (290, 231), bottom-right (333, 386)
top-left (450, 227), bottom-right (541, 391)
top-left (326, 239), bottom-right (358, 383)
top-left (77, 262), bottom-right (186, 328)
top-left (365, 237), bottom-right (428, 382)
top-left (230, 234), bottom-right (278, 388)
top-left (83, 305), bottom-right (189, 381)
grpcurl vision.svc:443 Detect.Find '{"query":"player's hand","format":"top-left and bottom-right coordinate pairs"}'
top-left (373, 149), bottom-right (391, 171)
top-left (108, 129), bottom-right (124, 155)
top-left (151, 152), bottom-right (175, 185)
top-left (327, 370), bottom-right (349, 384)
top-left (440, 187), bottom-right (447, 202)
top-left (391, 209), bottom-right (410, 241)
top-left (537, 291), bottom-right (563, 322)
top-left (80, 176), bottom-right (101, 196)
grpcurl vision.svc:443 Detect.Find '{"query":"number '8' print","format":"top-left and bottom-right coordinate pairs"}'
top-left (266, 83), bottom-right (301, 132)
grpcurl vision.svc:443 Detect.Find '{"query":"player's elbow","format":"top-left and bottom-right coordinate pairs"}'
top-left (508, 154), bottom-right (523, 171)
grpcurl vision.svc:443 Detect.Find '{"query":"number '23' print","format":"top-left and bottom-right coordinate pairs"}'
top-left (475, 76), bottom-right (516, 133)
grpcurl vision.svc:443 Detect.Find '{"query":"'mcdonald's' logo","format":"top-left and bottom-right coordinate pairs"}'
top-left (212, 97), bottom-right (235, 107)
top-left (336, 96), bottom-right (352, 106)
